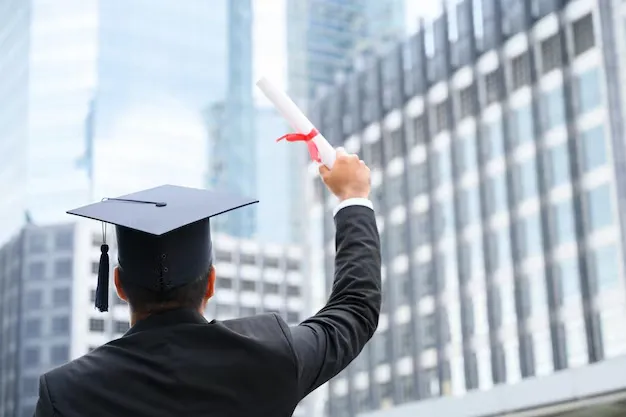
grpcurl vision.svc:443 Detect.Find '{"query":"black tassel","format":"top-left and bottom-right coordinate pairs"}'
top-left (96, 243), bottom-right (109, 312)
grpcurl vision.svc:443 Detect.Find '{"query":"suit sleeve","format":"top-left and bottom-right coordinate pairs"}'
top-left (288, 204), bottom-right (382, 400)
top-left (33, 375), bottom-right (59, 417)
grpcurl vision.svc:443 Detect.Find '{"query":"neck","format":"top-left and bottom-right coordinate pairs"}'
top-left (129, 304), bottom-right (207, 327)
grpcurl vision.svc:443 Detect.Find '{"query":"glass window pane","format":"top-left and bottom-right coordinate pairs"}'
top-left (482, 119), bottom-right (504, 160)
top-left (515, 158), bottom-right (538, 202)
top-left (509, 105), bottom-right (533, 146)
top-left (576, 68), bottom-right (602, 115)
top-left (541, 87), bottom-right (565, 130)
top-left (580, 125), bottom-right (607, 172)
top-left (585, 184), bottom-right (613, 231)
top-left (551, 199), bottom-right (576, 246)
top-left (545, 143), bottom-right (570, 189)
top-left (592, 246), bottom-right (620, 289)
top-left (555, 257), bottom-right (580, 299)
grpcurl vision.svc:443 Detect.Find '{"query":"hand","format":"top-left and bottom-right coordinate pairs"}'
top-left (319, 148), bottom-right (370, 201)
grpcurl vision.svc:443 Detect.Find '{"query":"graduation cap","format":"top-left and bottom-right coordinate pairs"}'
top-left (67, 185), bottom-right (258, 312)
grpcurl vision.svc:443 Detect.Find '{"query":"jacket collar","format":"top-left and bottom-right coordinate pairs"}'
top-left (124, 308), bottom-right (209, 336)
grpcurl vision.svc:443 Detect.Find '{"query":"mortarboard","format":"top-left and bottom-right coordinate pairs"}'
top-left (67, 185), bottom-right (258, 312)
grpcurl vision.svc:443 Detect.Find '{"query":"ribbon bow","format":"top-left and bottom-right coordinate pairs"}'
top-left (276, 128), bottom-right (320, 163)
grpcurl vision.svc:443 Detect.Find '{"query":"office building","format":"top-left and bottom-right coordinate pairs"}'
top-left (309, 0), bottom-right (626, 415)
top-left (0, 0), bottom-right (98, 245)
top-left (0, 220), bottom-right (308, 417)
top-left (286, 0), bottom-right (406, 107)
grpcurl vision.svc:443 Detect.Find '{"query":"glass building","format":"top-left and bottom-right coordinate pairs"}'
top-left (286, 0), bottom-right (406, 107)
top-left (309, 0), bottom-right (626, 415)
top-left (0, 0), bottom-right (98, 246)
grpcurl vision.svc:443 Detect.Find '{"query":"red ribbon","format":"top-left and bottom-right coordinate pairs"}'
top-left (276, 128), bottom-right (320, 163)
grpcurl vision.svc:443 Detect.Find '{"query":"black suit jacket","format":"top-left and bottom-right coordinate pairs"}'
top-left (34, 204), bottom-right (381, 417)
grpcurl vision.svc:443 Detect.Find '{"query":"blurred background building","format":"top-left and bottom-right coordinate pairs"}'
top-left (0, 220), bottom-right (307, 417)
top-left (311, 0), bottom-right (626, 415)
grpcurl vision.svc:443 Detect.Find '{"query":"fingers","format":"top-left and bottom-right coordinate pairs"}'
top-left (318, 164), bottom-right (330, 177)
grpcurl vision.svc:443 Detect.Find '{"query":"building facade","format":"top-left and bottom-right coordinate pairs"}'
top-left (0, 220), bottom-right (308, 417)
top-left (286, 0), bottom-right (406, 108)
top-left (309, 0), bottom-right (626, 415)
top-left (0, 0), bottom-right (98, 246)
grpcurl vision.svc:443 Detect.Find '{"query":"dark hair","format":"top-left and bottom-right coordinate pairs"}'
top-left (119, 270), bottom-right (210, 314)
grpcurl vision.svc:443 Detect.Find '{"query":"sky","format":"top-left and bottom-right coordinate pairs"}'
top-left (252, 0), bottom-right (444, 106)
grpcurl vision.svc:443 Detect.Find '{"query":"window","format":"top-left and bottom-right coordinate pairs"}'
top-left (286, 285), bottom-right (300, 297)
top-left (553, 257), bottom-right (579, 300)
top-left (458, 85), bottom-right (475, 120)
top-left (464, 351), bottom-right (479, 390)
top-left (25, 319), bottom-right (41, 339)
top-left (28, 262), bottom-right (45, 280)
top-left (409, 115), bottom-right (426, 146)
top-left (263, 257), bottom-right (280, 269)
top-left (458, 189), bottom-right (480, 228)
top-left (52, 316), bottom-right (70, 333)
top-left (374, 331), bottom-right (390, 364)
top-left (590, 245), bottom-right (620, 290)
top-left (492, 344), bottom-right (507, 384)
top-left (263, 283), bottom-right (280, 294)
top-left (50, 345), bottom-right (69, 365)
top-left (21, 376), bottom-right (38, 397)
top-left (508, 105), bottom-right (533, 147)
top-left (585, 184), bottom-right (613, 231)
top-left (420, 367), bottom-right (440, 398)
top-left (417, 263), bottom-right (436, 297)
top-left (544, 143), bottom-right (570, 189)
top-left (488, 285), bottom-right (503, 328)
top-left (412, 213), bottom-right (431, 247)
top-left (572, 14), bottom-right (595, 56)
top-left (286, 312), bottom-right (299, 323)
top-left (89, 318), bottom-right (105, 333)
top-left (215, 250), bottom-right (232, 263)
top-left (386, 173), bottom-right (406, 208)
top-left (398, 324), bottom-right (412, 357)
top-left (286, 259), bottom-right (299, 272)
top-left (388, 222), bottom-right (407, 259)
top-left (580, 125), bottom-right (607, 172)
top-left (217, 278), bottom-right (233, 289)
top-left (52, 288), bottom-right (70, 306)
top-left (481, 119), bottom-right (504, 160)
top-left (399, 375), bottom-right (415, 402)
top-left (433, 100), bottom-right (449, 134)
top-left (90, 289), bottom-right (96, 303)
top-left (484, 174), bottom-right (507, 216)
top-left (240, 280), bottom-right (255, 291)
top-left (421, 314), bottom-right (437, 348)
top-left (541, 87), bottom-right (565, 130)
top-left (54, 259), bottom-right (72, 278)
top-left (387, 129), bottom-right (404, 160)
top-left (54, 230), bottom-right (73, 250)
top-left (514, 158), bottom-right (538, 203)
top-left (484, 69), bottom-right (501, 105)
top-left (541, 34), bottom-right (561, 74)
top-left (455, 134), bottom-right (477, 176)
top-left (114, 320), bottom-right (130, 334)
top-left (462, 298), bottom-right (475, 335)
top-left (91, 261), bottom-right (99, 275)
top-left (28, 233), bottom-right (46, 254)
top-left (239, 253), bottom-right (256, 265)
top-left (409, 162), bottom-right (428, 197)
top-left (518, 275), bottom-right (532, 317)
top-left (431, 148), bottom-right (451, 188)
top-left (576, 68), bottom-right (602, 115)
top-left (520, 334), bottom-right (535, 378)
top-left (23, 347), bottom-right (40, 368)
top-left (510, 52), bottom-right (530, 90)
top-left (25, 290), bottom-right (42, 309)
top-left (517, 214), bottom-right (542, 259)
top-left (551, 199), bottom-right (576, 246)
top-left (364, 141), bottom-right (383, 168)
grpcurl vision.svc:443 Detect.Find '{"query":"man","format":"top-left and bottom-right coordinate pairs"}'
top-left (34, 149), bottom-right (381, 416)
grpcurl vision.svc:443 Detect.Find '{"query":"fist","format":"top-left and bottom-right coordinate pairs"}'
top-left (319, 148), bottom-right (371, 201)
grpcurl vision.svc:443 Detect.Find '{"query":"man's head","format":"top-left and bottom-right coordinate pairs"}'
top-left (113, 265), bottom-right (216, 317)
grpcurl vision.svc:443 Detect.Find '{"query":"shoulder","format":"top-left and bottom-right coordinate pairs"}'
top-left (218, 313), bottom-right (291, 343)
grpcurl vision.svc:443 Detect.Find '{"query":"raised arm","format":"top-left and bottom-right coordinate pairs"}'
top-left (285, 150), bottom-right (382, 400)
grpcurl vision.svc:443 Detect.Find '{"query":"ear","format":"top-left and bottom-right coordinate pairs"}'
top-left (114, 266), bottom-right (128, 302)
top-left (205, 266), bottom-right (216, 301)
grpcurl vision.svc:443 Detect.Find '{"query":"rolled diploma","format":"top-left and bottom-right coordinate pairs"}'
top-left (256, 76), bottom-right (336, 168)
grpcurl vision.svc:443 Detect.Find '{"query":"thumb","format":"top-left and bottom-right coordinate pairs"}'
top-left (318, 164), bottom-right (330, 177)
